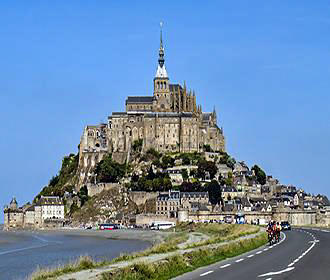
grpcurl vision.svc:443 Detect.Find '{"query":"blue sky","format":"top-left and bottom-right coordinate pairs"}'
top-left (1, 1), bottom-right (329, 218)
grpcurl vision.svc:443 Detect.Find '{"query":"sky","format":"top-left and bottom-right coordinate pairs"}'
top-left (1, 1), bottom-right (330, 221)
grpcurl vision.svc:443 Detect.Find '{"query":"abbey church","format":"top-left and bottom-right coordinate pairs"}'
top-left (78, 27), bottom-right (225, 186)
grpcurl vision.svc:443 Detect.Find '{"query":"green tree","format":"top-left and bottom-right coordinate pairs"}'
top-left (161, 155), bottom-right (175, 168)
top-left (203, 144), bottom-right (212, 152)
top-left (207, 180), bottom-right (222, 205)
top-left (132, 139), bottom-right (143, 152)
top-left (197, 160), bottom-right (218, 180)
top-left (181, 154), bottom-right (191, 165)
top-left (95, 154), bottom-right (126, 183)
top-left (251, 165), bottom-right (266, 185)
top-left (182, 169), bottom-right (189, 181)
top-left (77, 185), bottom-right (89, 206)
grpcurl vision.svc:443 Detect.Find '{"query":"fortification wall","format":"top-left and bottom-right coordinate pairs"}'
top-left (87, 183), bottom-right (120, 197)
top-left (136, 214), bottom-right (176, 226)
top-left (129, 191), bottom-right (159, 206)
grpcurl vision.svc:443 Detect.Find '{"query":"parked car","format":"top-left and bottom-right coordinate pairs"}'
top-left (281, 221), bottom-right (291, 230)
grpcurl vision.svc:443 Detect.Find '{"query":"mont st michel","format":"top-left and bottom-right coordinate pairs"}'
top-left (2, 4), bottom-right (330, 280)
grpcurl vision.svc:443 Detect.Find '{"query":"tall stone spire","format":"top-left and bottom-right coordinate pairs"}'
top-left (155, 21), bottom-right (168, 78)
top-left (159, 21), bottom-right (164, 67)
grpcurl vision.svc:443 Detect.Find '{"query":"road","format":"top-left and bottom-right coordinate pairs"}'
top-left (174, 227), bottom-right (330, 280)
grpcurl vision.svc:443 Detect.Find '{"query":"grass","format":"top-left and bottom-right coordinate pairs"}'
top-left (30, 232), bottom-right (188, 280)
top-left (30, 256), bottom-right (103, 280)
top-left (30, 224), bottom-right (262, 280)
top-left (111, 232), bottom-right (188, 263)
top-left (175, 222), bottom-right (260, 248)
top-left (101, 233), bottom-right (268, 280)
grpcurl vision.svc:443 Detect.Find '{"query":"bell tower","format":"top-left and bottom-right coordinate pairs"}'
top-left (153, 22), bottom-right (171, 112)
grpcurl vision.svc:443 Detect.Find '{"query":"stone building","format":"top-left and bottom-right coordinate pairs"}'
top-left (156, 190), bottom-right (181, 218)
top-left (3, 198), bottom-right (24, 229)
top-left (3, 196), bottom-right (64, 230)
top-left (78, 26), bottom-right (225, 188)
top-left (156, 190), bottom-right (210, 218)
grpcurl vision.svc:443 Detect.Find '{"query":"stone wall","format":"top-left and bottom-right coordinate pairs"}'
top-left (178, 209), bottom-right (317, 225)
top-left (135, 214), bottom-right (176, 226)
top-left (129, 191), bottom-right (159, 206)
top-left (87, 183), bottom-right (120, 197)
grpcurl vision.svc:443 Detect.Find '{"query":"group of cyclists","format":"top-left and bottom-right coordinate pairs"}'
top-left (266, 221), bottom-right (282, 245)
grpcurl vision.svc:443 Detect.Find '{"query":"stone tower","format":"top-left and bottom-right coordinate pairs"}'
top-left (9, 197), bottom-right (18, 210)
top-left (153, 22), bottom-right (171, 112)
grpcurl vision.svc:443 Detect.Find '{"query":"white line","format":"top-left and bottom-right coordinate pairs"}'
top-left (258, 267), bottom-right (295, 277)
top-left (220, 264), bottom-right (231, 268)
top-left (235, 258), bottom-right (244, 263)
top-left (263, 248), bottom-right (269, 251)
top-left (0, 244), bottom-right (49, 255)
top-left (200, 271), bottom-right (213, 276)
top-left (247, 254), bottom-right (254, 258)
top-left (265, 278), bottom-right (272, 280)
top-left (256, 251), bottom-right (262, 254)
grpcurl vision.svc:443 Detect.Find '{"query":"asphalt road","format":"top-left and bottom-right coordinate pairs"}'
top-left (173, 227), bottom-right (330, 280)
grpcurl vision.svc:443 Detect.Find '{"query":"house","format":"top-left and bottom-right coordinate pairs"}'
top-left (241, 197), bottom-right (252, 212)
top-left (221, 186), bottom-right (238, 201)
top-left (156, 190), bottom-right (180, 218)
top-left (35, 196), bottom-right (65, 221)
top-left (233, 161), bottom-right (250, 176)
top-left (4, 196), bottom-right (64, 229)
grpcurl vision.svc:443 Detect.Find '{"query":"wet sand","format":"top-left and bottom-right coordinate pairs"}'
top-left (35, 228), bottom-right (170, 244)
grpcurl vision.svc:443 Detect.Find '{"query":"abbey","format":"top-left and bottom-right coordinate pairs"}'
top-left (78, 27), bottom-right (225, 186)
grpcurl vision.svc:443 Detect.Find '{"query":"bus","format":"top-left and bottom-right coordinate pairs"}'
top-left (150, 221), bottom-right (176, 230)
top-left (98, 223), bottom-right (118, 230)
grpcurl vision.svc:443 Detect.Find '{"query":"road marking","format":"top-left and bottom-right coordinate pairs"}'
top-left (258, 267), bottom-right (295, 277)
top-left (235, 258), bottom-right (244, 263)
top-left (263, 248), bottom-right (269, 251)
top-left (256, 251), bottom-right (262, 254)
top-left (247, 254), bottom-right (254, 258)
top-left (265, 278), bottom-right (272, 280)
top-left (200, 271), bottom-right (213, 276)
top-left (220, 264), bottom-right (231, 268)
top-left (322, 230), bottom-right (329, 233)
top-left (288, 262), bottom-right (294, 267)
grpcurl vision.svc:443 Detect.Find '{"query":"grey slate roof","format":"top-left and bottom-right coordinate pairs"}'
top-left (126, 96), bottom-right (154, 104)
top-left (181, 192), bottom-right (209, 198)
top-left (169, 84), bottom-right (182, 91)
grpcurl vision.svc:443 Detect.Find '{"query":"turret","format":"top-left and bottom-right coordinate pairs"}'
top-left (9, 197), bottom-right (18, 210)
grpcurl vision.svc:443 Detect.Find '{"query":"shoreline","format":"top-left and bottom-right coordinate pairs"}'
top-left (3, 227), bottom-right (169, 245)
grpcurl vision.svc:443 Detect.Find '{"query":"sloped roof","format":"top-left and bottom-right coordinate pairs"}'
top-left (155, 64), bottom-right (168, 78)
top-left (126, 96), bottom-right (154, 104)
top-left (36, 196), bottom-right (63, 206)
top-left (169, 84), bottom-right (182, 92)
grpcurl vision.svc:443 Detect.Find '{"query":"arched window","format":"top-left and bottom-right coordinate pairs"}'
top-left (157, 81), bottom-right (160, 89)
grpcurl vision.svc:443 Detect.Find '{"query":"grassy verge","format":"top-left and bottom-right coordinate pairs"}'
top-left (175, 223), bottom-right (259, 248)
top-left (30, 256), bottom-right (103, 280)
top-left (30, 232), bottom-right (188, 280)
top-left (112, 232), bottom-right (188, 263)
top-left (30, 224), bottom-right (262, 280)
top-left (102, 233), bottom-right (268, 280)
